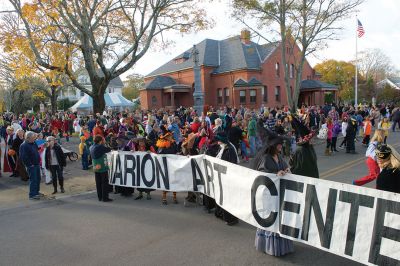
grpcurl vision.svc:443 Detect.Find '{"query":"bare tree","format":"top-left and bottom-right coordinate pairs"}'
top-left (358, 48), bottom-right (394, 81)
top-left (233, 0), bottom-right (364, 110)
top-left (8, 0), bottom-right (210, 113)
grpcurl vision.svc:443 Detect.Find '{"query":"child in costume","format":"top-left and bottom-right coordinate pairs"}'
top-left (362, 116), bottom-right (372, 146)
top-left (156, 127), bottom-right (178, 205)
top-left (379, 117), bottom-right (390, 144)
top-left (79, 136), bottom-right (89, 170)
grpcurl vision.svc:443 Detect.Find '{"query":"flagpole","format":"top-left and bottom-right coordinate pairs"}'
top-left (355, 16), bottom-right (358, 107)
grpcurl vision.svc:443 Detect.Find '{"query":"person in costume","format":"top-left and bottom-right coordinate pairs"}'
top-left (252, 127), bottom-right (294, 256)
top-left (346, 116), bottom-right (358, 154)
top-left (156, 126), bottom-right (178, 205)
top-left (5, 126), bottom-right (17, 177)
top-left (353, 129), bottom-right (385, 186)
top-left (79, 136), bottom-right (89, 170)
top-left (375, 144), bottom-right (400, 193)
top-left (289, 116), bottom-right (319, 179)
top-left (213, 132), bottom-right (240, 226)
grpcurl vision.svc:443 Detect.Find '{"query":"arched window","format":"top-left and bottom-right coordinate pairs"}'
top-left (275, 62), bottom-right (280, 77)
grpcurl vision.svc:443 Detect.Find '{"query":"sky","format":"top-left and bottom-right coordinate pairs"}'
top-left (1, 0), bottom-right (399, 80)
top-left (127, 0), bottom-right (400, 79)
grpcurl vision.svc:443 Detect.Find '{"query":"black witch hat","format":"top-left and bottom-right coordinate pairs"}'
top-left (291, 115), bottom-right (315, 144)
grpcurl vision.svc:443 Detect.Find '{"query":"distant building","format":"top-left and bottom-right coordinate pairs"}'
top-left (59, 69), bottom-right (124, 101)
top-left (139, 30), bottom-right (337, 110)
top-left (377, 77), bottom-right (400, 90)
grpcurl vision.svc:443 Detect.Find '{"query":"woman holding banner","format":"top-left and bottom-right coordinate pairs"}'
top-left (253, 128), bottom-right (294, 256)
top-left (375, 144), bottom-right (400, 193)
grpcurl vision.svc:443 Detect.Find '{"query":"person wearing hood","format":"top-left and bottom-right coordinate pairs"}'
top-left (289, 116), bottom-right (319, 179)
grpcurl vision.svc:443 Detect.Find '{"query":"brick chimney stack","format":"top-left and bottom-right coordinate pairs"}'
top-left (240, 29), bottom-right (251, 45)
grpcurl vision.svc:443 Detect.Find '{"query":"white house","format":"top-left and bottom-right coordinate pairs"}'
top-left (59, 69), bottom-right (124, 101)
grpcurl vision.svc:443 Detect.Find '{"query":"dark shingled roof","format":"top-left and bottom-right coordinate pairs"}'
top-left (234, 78), bottom-right (248, 87)
top-left (145, 76), bottom-right (176, 90)
top-left (388, 77), bottom-right (400, 86)
top-left (248, 77), bottom-right (263, 86)
top-left (146, 36), bottom-right (278, 77)
top-left (301, 80), bottom-right (338, 90)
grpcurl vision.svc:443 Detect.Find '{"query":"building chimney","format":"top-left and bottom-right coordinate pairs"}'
top-left (240, 29), bottom-right (251, 45)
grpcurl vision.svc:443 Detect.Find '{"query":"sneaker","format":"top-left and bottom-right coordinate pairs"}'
top-left (338, 146), bottom-right (344, 150)
top-left (226, 220), bottom-right (239, 226)
top-left (29, 195), bottom-right (40, 200)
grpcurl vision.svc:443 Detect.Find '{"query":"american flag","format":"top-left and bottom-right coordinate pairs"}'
top-left (357, 19), bottom-right (365, 38)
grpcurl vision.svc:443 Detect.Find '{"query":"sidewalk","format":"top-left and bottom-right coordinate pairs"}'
top-left (0, 137), bottom-right (96, 210)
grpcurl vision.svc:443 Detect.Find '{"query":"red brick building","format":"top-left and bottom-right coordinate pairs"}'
top-left (140, 30), bottom-right (337, 110)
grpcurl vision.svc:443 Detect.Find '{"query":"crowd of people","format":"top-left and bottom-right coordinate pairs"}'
top-left (1, 101), bottom-right (400, 257)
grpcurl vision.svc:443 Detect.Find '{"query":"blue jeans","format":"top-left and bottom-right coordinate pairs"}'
top-left (82, 150), bottom-right (89, 170)
top-left (249, 136), bottom-right (256, 157)
top-left (27, 165), bottom-right (41, 198)
top-left (240, 141), bottom-right (248, 158)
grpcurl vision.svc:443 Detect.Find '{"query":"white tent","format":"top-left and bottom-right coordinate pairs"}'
top-left (70, 93), bottom-right (134, 112)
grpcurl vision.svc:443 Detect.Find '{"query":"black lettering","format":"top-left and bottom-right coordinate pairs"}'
top-left (112, 154), bottom-right (123, 185)
top-left (339, 191), bottom-right (374, 256)
top-left (190, 159), bottom-right (205, 192)
top-left (213, 163), bottom-right (226, 205)
top-left (141, 154), bottom-right (155, 188)
top-left (280, 179), bottom-right (304, 238)
top-left (124, 154), bottom-right (136, 186)
top-left (369, 198), bottom-right (400, 265)
top-left (204, 159), bottom-right (214, 196)
top-left (136, 155), bottom-right (141, 187)
top-left (109, 153), bottom-right (115, 183)
top-left (251, 175), bottom-right (278, 228)
top-left (301, 185), bottom-right (337, 249)
top-left (155, 156), bottom-right (169, 189)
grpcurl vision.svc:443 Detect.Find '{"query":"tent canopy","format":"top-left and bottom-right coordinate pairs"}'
top-left (70, 93), bottom-right (133, 111)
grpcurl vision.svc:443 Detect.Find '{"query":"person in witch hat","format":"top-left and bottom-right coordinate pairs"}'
top-left (289, 115), bottom-right (319, 179)
top-left (252, 126), bottom-right (294, 256)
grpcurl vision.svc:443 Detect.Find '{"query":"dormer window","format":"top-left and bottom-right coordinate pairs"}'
top-left (174, 51), bottom-right (191, 64)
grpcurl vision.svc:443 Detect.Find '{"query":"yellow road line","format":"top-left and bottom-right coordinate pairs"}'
top-left (320, 142), bottom-right (400, 179)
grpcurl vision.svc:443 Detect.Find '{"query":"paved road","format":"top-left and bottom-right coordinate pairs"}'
top-left (0, 132), bottom-right (398, 265)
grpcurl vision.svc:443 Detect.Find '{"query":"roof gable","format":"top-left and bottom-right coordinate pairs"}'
top-left (248, 77), bottom-right (263, 86)
top-left (301, 80), bottom-right (337, 90)
top-left (144, 76), bottom-right (176, 89)
top-left (233, 78), bottom-right (248, 87)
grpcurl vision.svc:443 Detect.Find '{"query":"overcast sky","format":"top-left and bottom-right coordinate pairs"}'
top-left (1, 0), bottom-right (399, 80)
top-left (128, 0), bottom-right (400, 79)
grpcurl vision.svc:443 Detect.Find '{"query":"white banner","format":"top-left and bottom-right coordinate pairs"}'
top-left (108, 151), bottom-right (400, 265)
